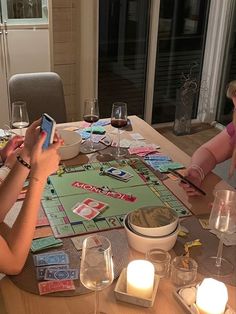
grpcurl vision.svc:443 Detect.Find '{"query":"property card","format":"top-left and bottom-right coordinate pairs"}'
top-left (33, 251), bottom-right (69, 266)
top-left (130, 133), bottom-right (145, 140)
top-left (31, 236), bottom-right (63, 253)
top-left (36, 265), bottom-right (69, 281)
top-left (72, 203), bottom-right (100, 220)
top-left (71, 235), bottom-right (102, 251)
top-left (44, 268), bottom-right (79, 281)
top-left (94, 119), bottom-right (110, 126)
top-left (38, 280), bottom-right (75, 295)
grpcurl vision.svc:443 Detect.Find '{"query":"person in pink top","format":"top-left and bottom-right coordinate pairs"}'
top-left (181, 80), bottom-right (236, 196)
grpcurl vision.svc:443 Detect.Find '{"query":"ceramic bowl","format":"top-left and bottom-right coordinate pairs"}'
top-left (124, 214), bottom-right (179, 254)
top-left (128, 206), bottom-right (179, 237)
top-left (58, 129), bottom-right (82, 160)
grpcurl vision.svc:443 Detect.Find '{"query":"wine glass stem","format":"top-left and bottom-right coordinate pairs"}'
top-left (90, 123), bottom-right (94, 150)
top-left (116, 128), bottom-right (120, 156)
top-left (94, 290), bottom-right (99, 314)
top-left (215, 233), bottom-right (224, 267)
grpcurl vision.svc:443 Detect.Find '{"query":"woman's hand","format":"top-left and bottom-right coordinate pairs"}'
top-left (179, 168), bottom-right (203, 196)
top-left (0, 135), bottom-right (23, 162)
top-left (23, 119), bottom-right (42, 158)
top-left (30, 131), bottom-right (62, 181)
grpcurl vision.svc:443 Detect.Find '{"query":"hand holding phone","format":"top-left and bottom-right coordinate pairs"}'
top-left (40, 113), bottom-right (56, 149)
top-left (168, 168), bottom-right (206, 196)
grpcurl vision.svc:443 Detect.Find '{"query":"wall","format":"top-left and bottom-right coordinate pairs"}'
top-left (51, 0), bottom-right (77, 121)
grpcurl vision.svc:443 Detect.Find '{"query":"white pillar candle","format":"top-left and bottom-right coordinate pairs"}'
top-left (196, 278), bottom-right (228, 314)
top-left (127, 260), bottom-right (154, 299)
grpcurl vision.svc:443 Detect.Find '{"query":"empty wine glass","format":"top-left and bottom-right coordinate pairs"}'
top-left (83, 99), bottom-right (100, 153)
top-left (111, 102), bottom-right (127, 157)
top-left (80, 235), bottom-right (114, 314)
top-left (11, 101), bottom-right (29, 135)
top-left (205, 190), bottom-right (236, 276)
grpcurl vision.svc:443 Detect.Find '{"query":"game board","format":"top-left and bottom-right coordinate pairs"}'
top-left (41, 158), bottom-right (191, 238)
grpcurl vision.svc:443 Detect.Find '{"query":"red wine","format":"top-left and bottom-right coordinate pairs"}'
top-left (111, 119), bottom-right (127, 128)
top-left (83, 115), bottom-right (99, 123)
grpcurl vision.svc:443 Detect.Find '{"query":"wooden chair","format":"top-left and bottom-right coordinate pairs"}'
top-left (8, 72), bottom-right (67, 123)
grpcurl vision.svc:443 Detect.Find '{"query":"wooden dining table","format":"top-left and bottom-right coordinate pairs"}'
top-left (0, 115), bottom-right (235, 314)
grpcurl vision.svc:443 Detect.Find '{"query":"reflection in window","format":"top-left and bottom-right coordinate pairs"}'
top-left (152, 0), bottom-right (210, 124)
top-left (7, 0), bottom-right (42, 19)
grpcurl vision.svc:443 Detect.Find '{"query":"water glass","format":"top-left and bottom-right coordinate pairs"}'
top-left (146, 248), bottom-right (171, 278)
top-left (170, 256), bottom-right (198, 286)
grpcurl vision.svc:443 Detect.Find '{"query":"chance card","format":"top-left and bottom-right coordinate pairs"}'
top-left (73, 204), bottom-right (100, 220)
top-left (82, 198), bottom-right (108, 211)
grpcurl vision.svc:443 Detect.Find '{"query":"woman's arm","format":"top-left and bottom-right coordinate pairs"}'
top-left (0, 132), bottom-right (61, 274)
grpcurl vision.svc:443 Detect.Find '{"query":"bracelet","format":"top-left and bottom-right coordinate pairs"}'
top-left (189, 164), bottom-right (205, 181)
top-left (16, 155), bottom-right (31, 170)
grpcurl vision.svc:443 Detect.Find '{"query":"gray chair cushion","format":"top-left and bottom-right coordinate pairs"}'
top-left (9, 72), bottom-right (67, 123)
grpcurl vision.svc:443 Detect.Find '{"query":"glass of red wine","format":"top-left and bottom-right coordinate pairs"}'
top-left (111, 102), bottom-right (127, 157)
top-left (83, 99), bottom-right (99, 153)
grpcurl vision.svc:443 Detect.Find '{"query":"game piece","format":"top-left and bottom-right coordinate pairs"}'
top-left (33, 251), bottom-right (69, 266)
top-left (38, 280), bottom-right (75, 295)
top-left (44, 268), bottom-right (79, 280)
top-left (72, 203), bottom-right (100, 220)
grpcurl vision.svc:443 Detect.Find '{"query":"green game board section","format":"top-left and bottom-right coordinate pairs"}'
top-left (41, 158), bottom-right (191, 238)
top-left (45, 165), bottom-right (146, 198)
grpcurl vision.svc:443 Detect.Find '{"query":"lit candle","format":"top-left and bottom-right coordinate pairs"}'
top-left (127, 260), bottom-right (154, 299)
top-left (196, 278), bottom-right (228, 314)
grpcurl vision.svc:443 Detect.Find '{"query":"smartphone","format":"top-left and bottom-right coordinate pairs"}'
top-left (168, 168), bottom-right (206, 196)
top-left (40, 113), bottom-right (56, 149)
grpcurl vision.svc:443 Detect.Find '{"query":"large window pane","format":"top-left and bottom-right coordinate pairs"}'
top-left (152, 0), bottom-right (210, 124)
top-left (216, 5), bottom-right (236, 126)
top-left (98, 0), bottom-right (150, 118)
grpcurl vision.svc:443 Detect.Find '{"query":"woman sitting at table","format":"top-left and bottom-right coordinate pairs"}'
top-left (181, 80), bottom-right (236, 196)
top-left (0, 119), bottom-right (62, 275)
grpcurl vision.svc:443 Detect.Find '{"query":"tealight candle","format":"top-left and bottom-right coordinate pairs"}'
top-left (196, 278), bottom-right (228, 314)
top-left (127, 260), bottom-right (154, 299)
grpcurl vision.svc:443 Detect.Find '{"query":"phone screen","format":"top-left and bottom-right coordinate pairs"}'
top-left (41, 114), bottom-right (55, 149)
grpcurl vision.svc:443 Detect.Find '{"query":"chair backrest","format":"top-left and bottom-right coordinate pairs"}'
top-left (8, 72), bottom-right (67, 123)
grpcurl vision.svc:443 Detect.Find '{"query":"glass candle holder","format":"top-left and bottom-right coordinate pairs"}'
top-left (170, 256), bottom-right (198, 286)
top-left (146, 248), bottom-right (171, 278)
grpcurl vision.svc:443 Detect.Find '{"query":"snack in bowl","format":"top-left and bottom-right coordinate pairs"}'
top-left (58, 129), bottom-right (82, 160)
top-left (128, 206), bottom-right (179, 237)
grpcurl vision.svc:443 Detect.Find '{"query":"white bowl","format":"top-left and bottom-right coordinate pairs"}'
top-left (128, 206), bottom-right (179, 237)
top-left (58, 129), bottom-right (82, 160)
top-left (124, 215), bottom-right (179, 254)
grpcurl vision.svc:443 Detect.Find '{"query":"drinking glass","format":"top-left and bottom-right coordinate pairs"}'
top-left (204, 190), bottom-right (236, 276)
top-left (11, 101), bottom-right (29, 135)
top-left (83, 99), bottom-right (100, 153)
top-left (80, 235), bottom-right (114, 314)
top-left (111, 102), bottom-right (127, 157)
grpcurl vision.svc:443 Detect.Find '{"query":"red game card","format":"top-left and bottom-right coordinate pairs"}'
top-left (73, 204), bottom-right (100, 220)
top-left (82, 198), bottom-right (108, 212)
top-left (38, 280), bottom-right (75, 295)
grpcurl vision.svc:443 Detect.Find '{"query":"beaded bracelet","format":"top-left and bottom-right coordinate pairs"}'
top-left (16, 155), bottom-right (31, 170)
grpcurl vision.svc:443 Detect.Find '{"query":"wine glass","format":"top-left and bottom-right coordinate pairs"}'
top-left (80, 235), bottom-right (114, 314)
top-left (204, 190), bottom-right (236, 276)
top-left (11, 101), bottom-right (29, 135)
top-left (83, 99), bottom-right (100, 153)
top-left (111, 102), bottom-right (127, 157)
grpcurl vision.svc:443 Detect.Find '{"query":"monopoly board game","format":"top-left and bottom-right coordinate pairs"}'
top-left (41, 158), bottom-right (191, 238)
